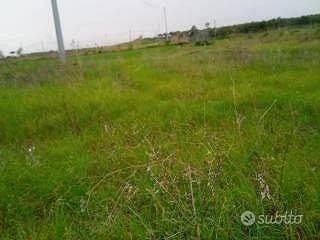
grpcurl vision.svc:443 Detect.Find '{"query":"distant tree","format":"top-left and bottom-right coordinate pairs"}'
top-left (296, 16), bottom-right (310, 25)
top-left (191, 25), bottom-right (198, 32)
top-left (17, 47), bottom-right (23, 57)
top-left (205, 22), bottom-right (210, 29)
top-left (188, 26), bottom-right (210, 45)
top-left (70, 39), bottom-right (76, 49)
top-left (0, 50), bottom-right (4, 59)
top-left (156, 14), bottom-right (320, 41)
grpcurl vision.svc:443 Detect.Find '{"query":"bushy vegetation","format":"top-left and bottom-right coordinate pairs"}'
top-left (214, 14), bottom-right (320, 38)
top-left (0, 24), bottom-right (319, 239)
top-left (168, 14), bottom-right (320, 40)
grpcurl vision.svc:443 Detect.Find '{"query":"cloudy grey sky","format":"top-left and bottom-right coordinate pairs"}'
top-left (0, 0), bottom-right (319, 54)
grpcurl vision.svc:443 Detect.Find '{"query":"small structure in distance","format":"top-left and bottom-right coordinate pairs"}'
top-left (188, 26), bottom-right (211, 45)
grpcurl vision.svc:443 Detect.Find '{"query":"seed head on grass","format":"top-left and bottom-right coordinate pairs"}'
top-left (25, 145), bottom-right (39, 166)
top-left (257, 173), bottom-right (272, 201)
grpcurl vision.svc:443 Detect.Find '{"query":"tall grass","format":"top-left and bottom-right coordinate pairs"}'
top-left (0, 26), bottom-right (319, 239)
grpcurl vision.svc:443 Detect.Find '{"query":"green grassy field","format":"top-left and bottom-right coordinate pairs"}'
top-left (0, 26), bottom-right (320, 239)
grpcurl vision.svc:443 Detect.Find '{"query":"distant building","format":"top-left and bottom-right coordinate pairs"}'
top-left (188, 27), bottom-right (211, 45)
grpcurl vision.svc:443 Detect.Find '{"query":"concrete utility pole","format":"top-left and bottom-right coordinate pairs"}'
top-left (51, 0), bottom-right (66, 62)
top-left (163, 7), bottom-right (168, 40)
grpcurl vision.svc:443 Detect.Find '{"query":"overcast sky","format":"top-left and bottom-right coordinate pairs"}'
top-left (0, 0), bottom-right (319, 54)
